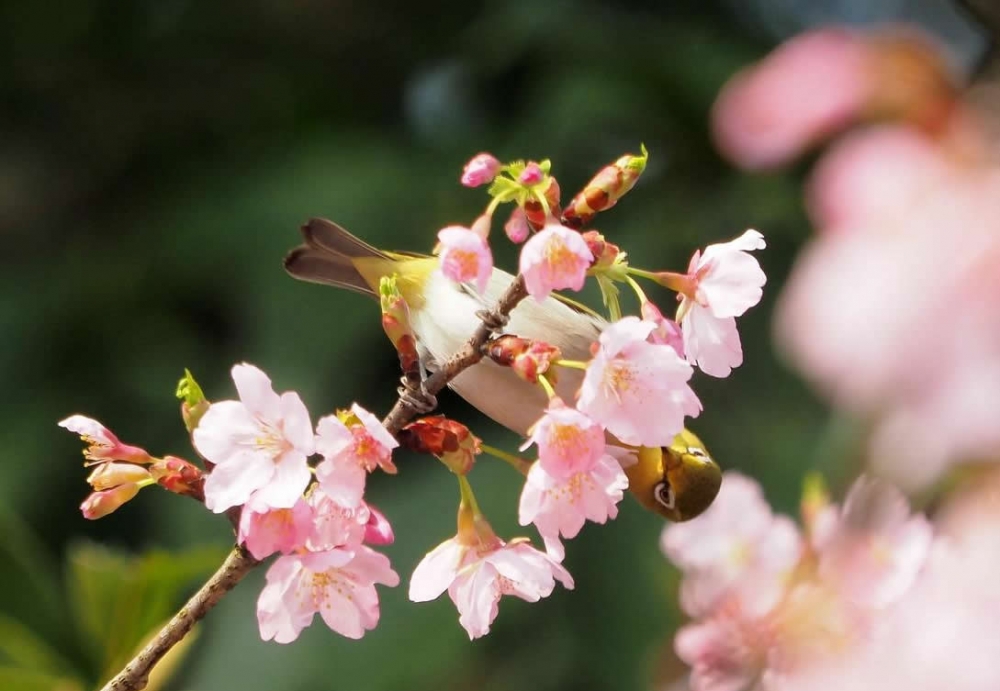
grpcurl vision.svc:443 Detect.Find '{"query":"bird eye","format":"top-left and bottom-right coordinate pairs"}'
top-left (686, 446), bottom-right (707, 458)
top-left (653, 481), bottom-right (676, 510)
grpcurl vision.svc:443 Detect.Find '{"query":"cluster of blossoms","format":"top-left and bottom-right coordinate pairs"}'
top-left (62, 147), bottom-right (769, 645)
top-left (662, 472), bottom-right (933, 690)
top-left (713, 26), bottom-right (1000, 491)
top-left (660, 22), bottom-right (1000, 691)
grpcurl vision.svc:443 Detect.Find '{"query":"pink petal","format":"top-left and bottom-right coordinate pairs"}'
top-left (249, 451), bottom-right (310, 509)
top-left (351, 404), bottom-right (399, 453)
top-left (450, 562), bottom-right (501, 639)
top-left (696, 230), bottom-right (767, 318)
top-left (203, 451), bottom-right (275, 513)
top-left (191, 401), bottom-right (259, 462)
top-left (682, 307), bottom-right (743, 378)
top-left (409, 538), bottom-right (466, 602)
top-left (232, 363), bottom-right (282, 421)
top-left (315, 454), bottom-right (367, 509)
top-left (278, 391), bottom-right (315, 454)
top-left (519, 224), bottom-right (593, 301)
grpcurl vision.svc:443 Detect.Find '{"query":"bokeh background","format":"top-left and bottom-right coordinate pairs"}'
top-left (0, 1), bottom-right (991, 690)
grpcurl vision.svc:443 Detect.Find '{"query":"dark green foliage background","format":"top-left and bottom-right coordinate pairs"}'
top-left (0, 1), bottom-right (984, 689)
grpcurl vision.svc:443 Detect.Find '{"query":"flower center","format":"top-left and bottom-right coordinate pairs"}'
top-left (602, 360), bottom-right (633, 402)
top-left (450, 250), bottom-right (480, 278)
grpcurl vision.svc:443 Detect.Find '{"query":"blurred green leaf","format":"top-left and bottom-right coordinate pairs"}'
top-left (65, 542), bottom-right (224, 683)
top-left (0, 614), bottom-right (77, 675)
top-left (0, 665), bottom-right (82, 691)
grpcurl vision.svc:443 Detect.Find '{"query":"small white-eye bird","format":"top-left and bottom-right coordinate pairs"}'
top-left (284, 218), bottom-right (721, 521)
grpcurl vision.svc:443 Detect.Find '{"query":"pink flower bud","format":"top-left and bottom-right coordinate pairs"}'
top-left (364, 505), bottom-right (395, 545)
top-left (150, 455), bottom-right (205, 500)
top-left (461, 153), bottom-right (501, 187)
top-left (80, 483), bottom-right (142, 519)
top-left (505, 207), bottom-right (530, 243)
top-left (519, 161), bottom-right (544, 185)
top-left (86, 462), bottom-right (152, 491)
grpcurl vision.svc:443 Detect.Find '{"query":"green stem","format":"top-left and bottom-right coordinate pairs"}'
top-left (554, 359), bottom-right (589, 371)
top-left (624, 275), bottom-right (649, 305)
top-left (457, 475), bottom-right (482, 517)
top-left (537, 373), bottom-right (557, 399)
top-left (480, 443), bottom-right (533, 476)
top-left (626, 267), bottom-right (659, 281)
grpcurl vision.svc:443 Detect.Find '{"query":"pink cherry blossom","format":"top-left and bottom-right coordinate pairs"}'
top-left (194, 364), bottom-right (314, 513)
top-left (518, 222), bottom-right (594, 301)
top-left (504, 207), bottom-right (530, 243)
top-left (305, 486), bottom-right (368, 551)
top-left (641, 300), bottom-right (685, 357)
top-left (59, 415), bottom-right (152, 464)
top-left (460, 152), bottom-right (501, 187)
top-left (315, 403), bottom-right (398, 508)
top-left (238, 495), bottom-right (314, 560)
top-left (518, 454), bottom-right (628, 561)
top-left (257, 547), bottom-right (399, 643)
top-left (409, 536), bottom-right (573, 639)
top-left (520, 397), bottom-right (606, 478)
top-left (578, 316), bottom-right (701, 447)
top-left (711, 29), bottom-right (870, 170)
top-left (662, 472), bottom-right (802, 617)
top-left (814, 476), bottom-right (932, 608)
top-left (437, 225), bottom-right (494, 294)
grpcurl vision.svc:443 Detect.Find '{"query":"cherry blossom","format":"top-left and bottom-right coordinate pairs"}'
top-left (518, 454), bottom-right (628, 561)
top-left (504, 206), bottom-right (529, 243)
top-left (436, 225), bottom-right (494, 294)
top-left (641, 300), bottom-right (685, 357)
top-left (409, 534), bottom-right (573, 639)
top-left (193, 364), bottom-right (314, 513)
top-left (460, 152), bottom-right (501, 187)
top-left (520, 398), bottom-right (606, 478)
top-left (518, 222), bottom-right (593, 301)
top-left (578, 316), bottom-right (700, 447)
top-left (80, 483), bottom-right (143, 519)
top-left (315, 403), bottom-right (399, 508)
top-left (238, 495), bottom-right (314, 560)
top-left (257, 547), bottom-right (399, 643)
top-left (59, 415), bottom-right (152, 464)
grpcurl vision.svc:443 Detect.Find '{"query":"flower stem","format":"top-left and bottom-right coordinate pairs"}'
top-left (480, 443), bottom-right (533, 476)
top-left (554, 359), bottom-right (589, 371)
top-left (537, 373), bottom-right (557, 399)
top-left (624, 275), bottom-right (649, 305)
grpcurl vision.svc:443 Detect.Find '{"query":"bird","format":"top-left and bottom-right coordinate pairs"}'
top-left (284, 218), bottom-right (721, 521)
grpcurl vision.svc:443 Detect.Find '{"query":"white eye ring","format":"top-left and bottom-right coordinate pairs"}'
top-left (653, 481), bottom-right (676, 510)
top-left (686, 447), bottom-right (707, 458)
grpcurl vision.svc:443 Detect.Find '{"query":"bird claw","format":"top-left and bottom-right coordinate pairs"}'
top-left (398, 382), bottom-right (437, 414)
top-left (476, 309), bottom-right (509, 331)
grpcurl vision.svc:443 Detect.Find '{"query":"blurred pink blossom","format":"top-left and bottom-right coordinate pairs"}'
top-left (518, 222), bottom-right (593, 301)
top-left (712, 29), bottom-right (870, 170)
top-left (578, 316), bottom-right (701, 447)
top-left (641, 300), bottom-right (685, 357)
top-left (504, 206), bottom-right (530, 243)
top-left (194, 364), bottom-right (314, 513)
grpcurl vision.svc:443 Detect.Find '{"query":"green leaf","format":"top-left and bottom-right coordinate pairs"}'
top-left (0, 613), bottom-right (77, 676)
top-left (0, 506), bottom-right (65, 633)
top-left (65, 541), bottom-right (225, 681)
top-left (0, 665), bottom-right (83, 691)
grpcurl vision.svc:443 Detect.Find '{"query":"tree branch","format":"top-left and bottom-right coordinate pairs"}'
top-left (99, 547), bottom-right (259, 691)
top-left (100, 273), bottom-right (530, 691)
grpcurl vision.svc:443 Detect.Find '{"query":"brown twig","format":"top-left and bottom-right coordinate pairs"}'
top-left (101, 273), bottom-right (530, 691)
top-left (382, 274), bottom-right (528, 435)
top-left (99, 547), bottom-right (259, 691)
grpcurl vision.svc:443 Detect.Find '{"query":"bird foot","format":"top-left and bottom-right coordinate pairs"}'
top-left (476, 309), bottom-right (509, 331)
top-left (398, 381), bottom-right (438, 414)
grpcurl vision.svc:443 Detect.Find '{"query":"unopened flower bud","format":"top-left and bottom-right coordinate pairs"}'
top-left (486, 335), bottom-right (562, 384)
top-left (150, 455), bottom-right (205, 500)
top-left (519, 161), bottom-right (545, 185)
top-left (581, 230), bottom-right (622, 270)
top-left (399, 416), bottom-right (481, 475)
top-left (176, 369), bottom-right (210, 433)
top-left (523, 176), bottom-right (561, 229)
top-left (562, 145), bottom-right (648, 228)
top-left (80, 483), bottom-right (142, 519)
top-left (364, 505), bottom-right (396, 545)
top-left (380, 277), bottom-right (420, 378)
top-left (505, 207), bottom-right (530, 243)
top-left (87, 462), bottom-right (152, 491)
top-left (461, 153), bottom-right (502, 187)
